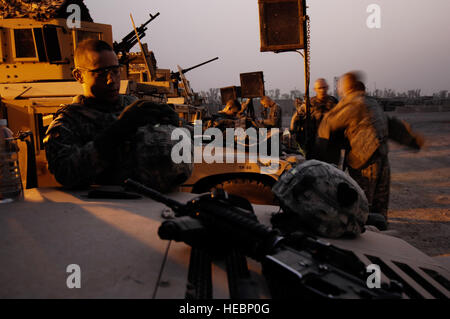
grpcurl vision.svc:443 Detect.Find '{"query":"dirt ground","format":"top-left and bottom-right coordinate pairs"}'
top-left (386, 110), bottom-right (450, 257)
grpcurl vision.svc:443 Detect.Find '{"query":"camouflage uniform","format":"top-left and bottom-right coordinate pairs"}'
top-left (291, 95), bottom-right (338, 160)
top-left (44, 95), bottom-right (193, 192)
top-left (318, 92), bottom-right (422, 219)
top-left (261, 101), bottom-right (282, 129)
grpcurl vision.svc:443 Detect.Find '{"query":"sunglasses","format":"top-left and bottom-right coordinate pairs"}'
top-left (77, 65), bottom-right (122, 78)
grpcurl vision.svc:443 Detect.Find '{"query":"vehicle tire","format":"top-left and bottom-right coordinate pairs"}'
top-left (211, 178), bottom-right (276, 205)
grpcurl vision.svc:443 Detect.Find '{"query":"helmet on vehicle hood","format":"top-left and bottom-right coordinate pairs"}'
top-left (272, 160), bottom-right (369, 238)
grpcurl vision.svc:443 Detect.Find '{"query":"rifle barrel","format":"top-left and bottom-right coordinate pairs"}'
top-left (181, 57), bottom-right (219, 74)
top-left (124, 179), bottom-right (185, 212)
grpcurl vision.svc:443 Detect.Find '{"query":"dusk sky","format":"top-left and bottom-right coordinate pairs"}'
top-left (85, 0), bottom-right (450, 95)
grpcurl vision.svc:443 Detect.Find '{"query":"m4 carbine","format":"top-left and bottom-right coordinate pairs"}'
top-left (124, 178), bottom-right (403, 299)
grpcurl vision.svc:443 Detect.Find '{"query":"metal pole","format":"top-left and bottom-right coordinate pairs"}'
top-left (302, 1), bottom-right (312, 158)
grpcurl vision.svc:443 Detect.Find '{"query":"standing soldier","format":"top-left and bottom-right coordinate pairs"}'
top-left (290, 78), bottom-right (338, 158)
top-left (316, 72), bottom-right (424, 229)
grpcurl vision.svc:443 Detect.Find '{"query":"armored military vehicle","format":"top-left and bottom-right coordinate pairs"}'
top-left (0, 0), bottom-right (111, 186)
top-left (0, 2), bottom-right (211, 187)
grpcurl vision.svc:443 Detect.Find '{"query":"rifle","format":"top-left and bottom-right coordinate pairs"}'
top-left (113, 12), bottom-right (160, 58)
top-left (124, 179), bottom-right (403, 299)
top-left (171, 57), bottom-right (219, 82)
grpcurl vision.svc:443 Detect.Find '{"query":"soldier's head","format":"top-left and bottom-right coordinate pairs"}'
top-left (260, 96), bottom-right (273, 108)
top-left (338, 71), bottom-right (363, 98)
top-left (72, 39), bottom-right (121, 103)
top-left (314, 78), bottom-right (329, 100)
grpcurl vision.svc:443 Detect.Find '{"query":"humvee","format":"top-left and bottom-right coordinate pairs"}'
top-left (0, 1), bottom-right (172, 188)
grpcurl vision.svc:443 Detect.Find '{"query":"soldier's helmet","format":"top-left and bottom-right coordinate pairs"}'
top-left (272, 160), bottom-right (369, 238)
top-left (132, 124), bottom-right (193, 193)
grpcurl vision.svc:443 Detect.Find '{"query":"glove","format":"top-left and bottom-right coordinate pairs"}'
top-left (118, 100), bottom-right (179, 128)
top-left (94, 100), bottom-right (180, 159)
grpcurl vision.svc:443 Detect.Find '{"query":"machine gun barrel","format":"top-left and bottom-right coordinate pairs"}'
top-left (171, 57), bottom-right (219, 80)
top-left (113, 12), bottom-right (160, 54)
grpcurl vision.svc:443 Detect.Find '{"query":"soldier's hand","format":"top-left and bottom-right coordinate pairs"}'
top-left (94, 100), bottom-right (180, 160)
top-left (118, 100), bottom-right (179, 128)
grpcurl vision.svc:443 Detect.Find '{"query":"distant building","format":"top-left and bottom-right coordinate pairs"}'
top-left (333, 76), bottom-right (339, 98)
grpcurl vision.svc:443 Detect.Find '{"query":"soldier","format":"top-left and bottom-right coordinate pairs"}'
top-left (316, 72), bottom-right (424, 229)
top-left (259, 96), bottom-right (282, 129)
top-left (208, 99), bottom-right (241, 131)
top-left (290, 78), bottom-right (338, 158)
top-left (44, 39), bottom-right (192, 192)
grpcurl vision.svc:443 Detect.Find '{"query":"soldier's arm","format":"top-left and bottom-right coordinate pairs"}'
top-left (318, 100), bottom-right (362, 140)
top-left (387, 116), bottom-right (424, 149)
top-left (44, 118), bottom-right (109, 188)
top-left (262, 105), bottom-right (280, 127)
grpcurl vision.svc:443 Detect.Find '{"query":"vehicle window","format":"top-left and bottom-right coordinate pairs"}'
top-left (43, 27), bottom-right (62, 62)
top-left (14, 29), bottom-right (36, 58)
top-left (33, 28), bottom-right (47, 62)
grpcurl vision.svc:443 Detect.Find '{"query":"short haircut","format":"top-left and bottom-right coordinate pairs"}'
top-left (341, 71), bottom-right (364, 91)
top-left (74, 39), bottom-right (114, 67)
top-left (260, 96), bottom-right (273, 104)
top-left (315, 78), bottom-right (328, 87)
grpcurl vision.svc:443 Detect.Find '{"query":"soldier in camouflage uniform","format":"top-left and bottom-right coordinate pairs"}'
top-left (316, 72), bottom-right (423, 227)
top-left (44, 39), bottom-right (193, 192)
top-left (290, 79), bottom-right (339, 161)
top-left (259, 96), bottom-right (282, 129)
top-left (207, 99), bottom-right (241, 131)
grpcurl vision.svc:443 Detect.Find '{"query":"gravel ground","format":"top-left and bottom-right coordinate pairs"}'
top-left (387, 110), bottom-right (450, 257)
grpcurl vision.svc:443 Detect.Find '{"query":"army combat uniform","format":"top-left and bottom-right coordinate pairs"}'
top-left (261, 101), bottom-right (282, 129)
top-left (44, 95), bottom-right (193, 192)
top-left (291, 95), bottom-right (338, 160)
top-left (318, 91), bottom-right (390, 217)
top-left (317, 92), bottom-right (422, 219)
